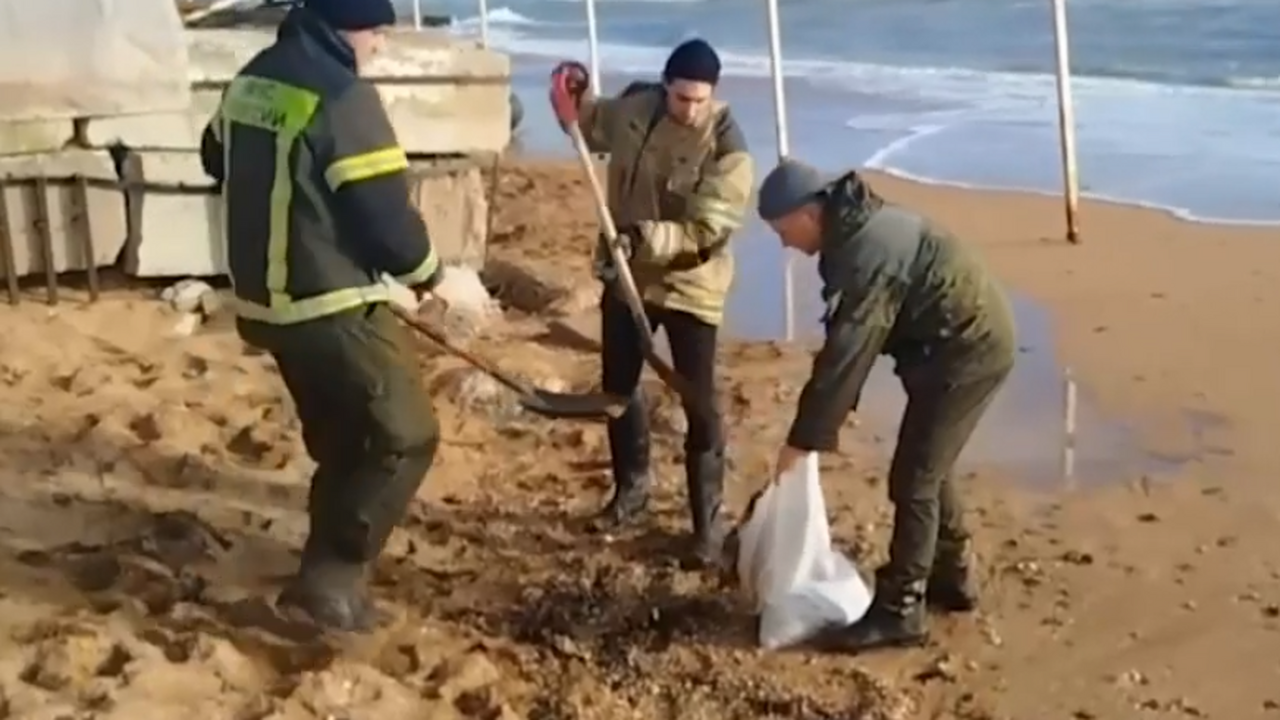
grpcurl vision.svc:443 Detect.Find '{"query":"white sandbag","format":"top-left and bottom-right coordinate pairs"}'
top-left (735, 452), bottom-right (873, 650)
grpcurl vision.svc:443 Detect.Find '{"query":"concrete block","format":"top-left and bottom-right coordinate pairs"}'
top-left (0, 119), bottom-right (71, 154)
top-left (81, 90), bottom-right (222, 151)
top-left (380, 83), bottom-right (510, 155)
top-left (408, 160), bottom-right (489, 270)
top-left (121, 154), bottom-right (490, 278)
top-left (0, 150), bottom-right (127, 276)
top-left (121, 150), bottom-right (226, 278)
top-left (186, 28), bottom-right (511, 155)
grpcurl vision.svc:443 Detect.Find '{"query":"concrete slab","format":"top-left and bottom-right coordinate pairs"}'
top-left (81, 90), bottom-right (222, 151)
top-left (409, 160), bottom-right (490, 271)
top-left (119, 154), bottom-right (488, 279)
top-left (0, 150), bottom-right (127, 275)
top-left (120, 150), bottom-right (226, 278)
top-left (0, 119), bottom-right (71, 154)
top-left (185, 28), bottom-right (512, 155)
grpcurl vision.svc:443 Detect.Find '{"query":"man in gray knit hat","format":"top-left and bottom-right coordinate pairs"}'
top-left (757, 159), bottom-right (1016, 653)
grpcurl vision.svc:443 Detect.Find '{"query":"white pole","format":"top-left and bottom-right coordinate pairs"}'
top-left (477, 0), bottom-right (490, 47)
top-left (584, 0), bottom-right (602, 94)
top-left (412, 0), bottom-right (423, 30)
top-left (1050, 0), bottom-right (1080, 244)
top-left (1062, 367), bottom-right (1078, 485)
top-left (763, 0), bottom-right (795, 341)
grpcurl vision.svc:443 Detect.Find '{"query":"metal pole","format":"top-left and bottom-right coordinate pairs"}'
top-left (1050, 0), bottom-right (1080, 244)
top-left (412, 0), bottom-right (423, 30)
top-left (585, 0), bottom-right (602, 93)
top-left (477, 0), bottom-right (490, 47)
top-left (1062, 368), bottom-right (1077, 486)
top-left (764, 0), bottom-right (795, 340)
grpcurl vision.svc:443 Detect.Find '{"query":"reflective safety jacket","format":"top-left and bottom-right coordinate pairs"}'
top-left (199, 9), bottom-right (441, 325)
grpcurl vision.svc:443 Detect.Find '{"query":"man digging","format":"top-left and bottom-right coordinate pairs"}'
top-left (757, 160), bottom-right (1017, 652)
top-left (547, 40), bottom-right (755, 566)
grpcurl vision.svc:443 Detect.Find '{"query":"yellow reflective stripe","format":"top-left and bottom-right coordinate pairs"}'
top-left (393, 246), bottom-right (440, 287)
top-left (324, 146), bottom-right (409, 191)
top-left (645, 222), bottom-right (684, 259)
top-left (696, 197), bottom-right (744, 234)
top-left (233, 283), bottom-right (392, 324)
top-left (220, 76), bottom-right (318, 134)
top-left (219, 75), bottom-right (320, 316)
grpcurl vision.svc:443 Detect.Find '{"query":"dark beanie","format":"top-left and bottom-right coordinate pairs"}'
top-left (757, 159), bottom-right (830, 221)
top-left (305, 0), bottom-right (396, 31)
top-left (663, 39), bottom-right (722, 85)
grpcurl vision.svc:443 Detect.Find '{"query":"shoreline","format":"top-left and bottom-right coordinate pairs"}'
top-left (508, 136), bottom-right (1280, 230)
top-left (866, 162), bottom-right (1280, 229)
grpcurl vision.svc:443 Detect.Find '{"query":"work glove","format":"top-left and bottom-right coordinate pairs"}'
top-left (382, 273), bottom-right (422, 313)
top-left (593, 225), bottom-right (644, 284)
top-left (549, 60), bottom-right (591, 128)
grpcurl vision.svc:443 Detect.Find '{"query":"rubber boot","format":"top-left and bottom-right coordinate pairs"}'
top-left (818, 568), bottom-right (928, 653)
top-left (281, 446), bottom-right (434, 633)
top-left (278, 540), bottom-right (381, 633)
top-left (927, 539), bottom-right (978, 613)
top-left (593, 400), bottom-right (652, 531)
top-left (684, 449), bottom-right (727, 568)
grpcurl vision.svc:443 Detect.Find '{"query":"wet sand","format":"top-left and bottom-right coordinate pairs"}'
top-left (0, 157), bottom-right (1277, 719)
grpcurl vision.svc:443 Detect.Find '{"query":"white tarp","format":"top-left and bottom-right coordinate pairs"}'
top-left (0, 0), bottom-right (192, 121)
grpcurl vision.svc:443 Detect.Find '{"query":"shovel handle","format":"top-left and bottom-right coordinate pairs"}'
top-left (389, 304), bottom-right (536, 397)
top-left (567, 125), bottom-right (706, 406)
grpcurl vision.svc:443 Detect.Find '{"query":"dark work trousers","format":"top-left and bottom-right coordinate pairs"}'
top-left (239, 304), bottom-right (441, 566)
top-left (600, 291), bottom-right (724, 461)
top-left (884, 361), bottom-right (1012, 584)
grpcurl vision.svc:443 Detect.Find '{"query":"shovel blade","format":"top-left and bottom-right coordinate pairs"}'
top-left (517, 389), bottom-right (629, 420)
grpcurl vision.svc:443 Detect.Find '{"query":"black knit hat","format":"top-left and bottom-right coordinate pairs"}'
top-left (305, 0), bottom-right (396, 31)
top-left (663, 39), bottom-right (722, 85)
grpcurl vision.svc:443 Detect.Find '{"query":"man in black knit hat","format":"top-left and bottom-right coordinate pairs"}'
top-left (548, 40), bottom-right (754, 567)
top-left (198, 0), bottom-right (453, 632)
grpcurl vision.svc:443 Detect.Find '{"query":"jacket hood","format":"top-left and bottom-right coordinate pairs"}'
top-left (279, 7), bottom-right (357, 71)
top-left (821, 170), bottom-right (885, 250)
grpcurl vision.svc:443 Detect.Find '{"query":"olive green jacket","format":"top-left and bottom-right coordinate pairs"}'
top-left (787, 172), bottom-right (1017, 451)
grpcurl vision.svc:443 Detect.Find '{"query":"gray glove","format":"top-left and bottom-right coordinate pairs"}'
top-left (592, 227), bottom-right (642, 283)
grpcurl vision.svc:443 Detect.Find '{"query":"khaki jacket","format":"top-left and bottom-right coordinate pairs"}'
top-left (578, 84), bottom-right (754, 326)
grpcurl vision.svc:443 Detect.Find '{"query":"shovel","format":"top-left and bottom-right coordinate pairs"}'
top-left (390, 305), bottom-right (628, 420)
top-left (566, 124), bottom-right (710, 411)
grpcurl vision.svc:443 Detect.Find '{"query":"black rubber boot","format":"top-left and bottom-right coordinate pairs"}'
top-left (278, 542), bottom-right (382, 633)
top-left (593, 401), bottom-right (652, 531)
top-left (684, 449), bottom-right (727, 568)
top-left (927, 539), bottom-right (978, 613)
top-left (284, 446), bottom-right (434, 633)
top-left (281, 466), bottom-right (382, 632)
top-left (818, 569), bottom-right (928, 653)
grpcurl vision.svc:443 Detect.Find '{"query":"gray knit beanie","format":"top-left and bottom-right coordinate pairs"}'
top-left (757, 159), bottom-right (829, 221)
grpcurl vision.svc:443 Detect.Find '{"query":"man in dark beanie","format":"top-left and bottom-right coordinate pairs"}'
top-left (197, 0), bottom-right (458, 633)
top-left (757, 159), bottom-right (1017, 653)
top-left (546, 41), bottom-right (753, 567)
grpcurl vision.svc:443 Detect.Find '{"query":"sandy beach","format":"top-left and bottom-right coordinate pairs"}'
top-left (0, 157), bottom-right (1277, 719)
